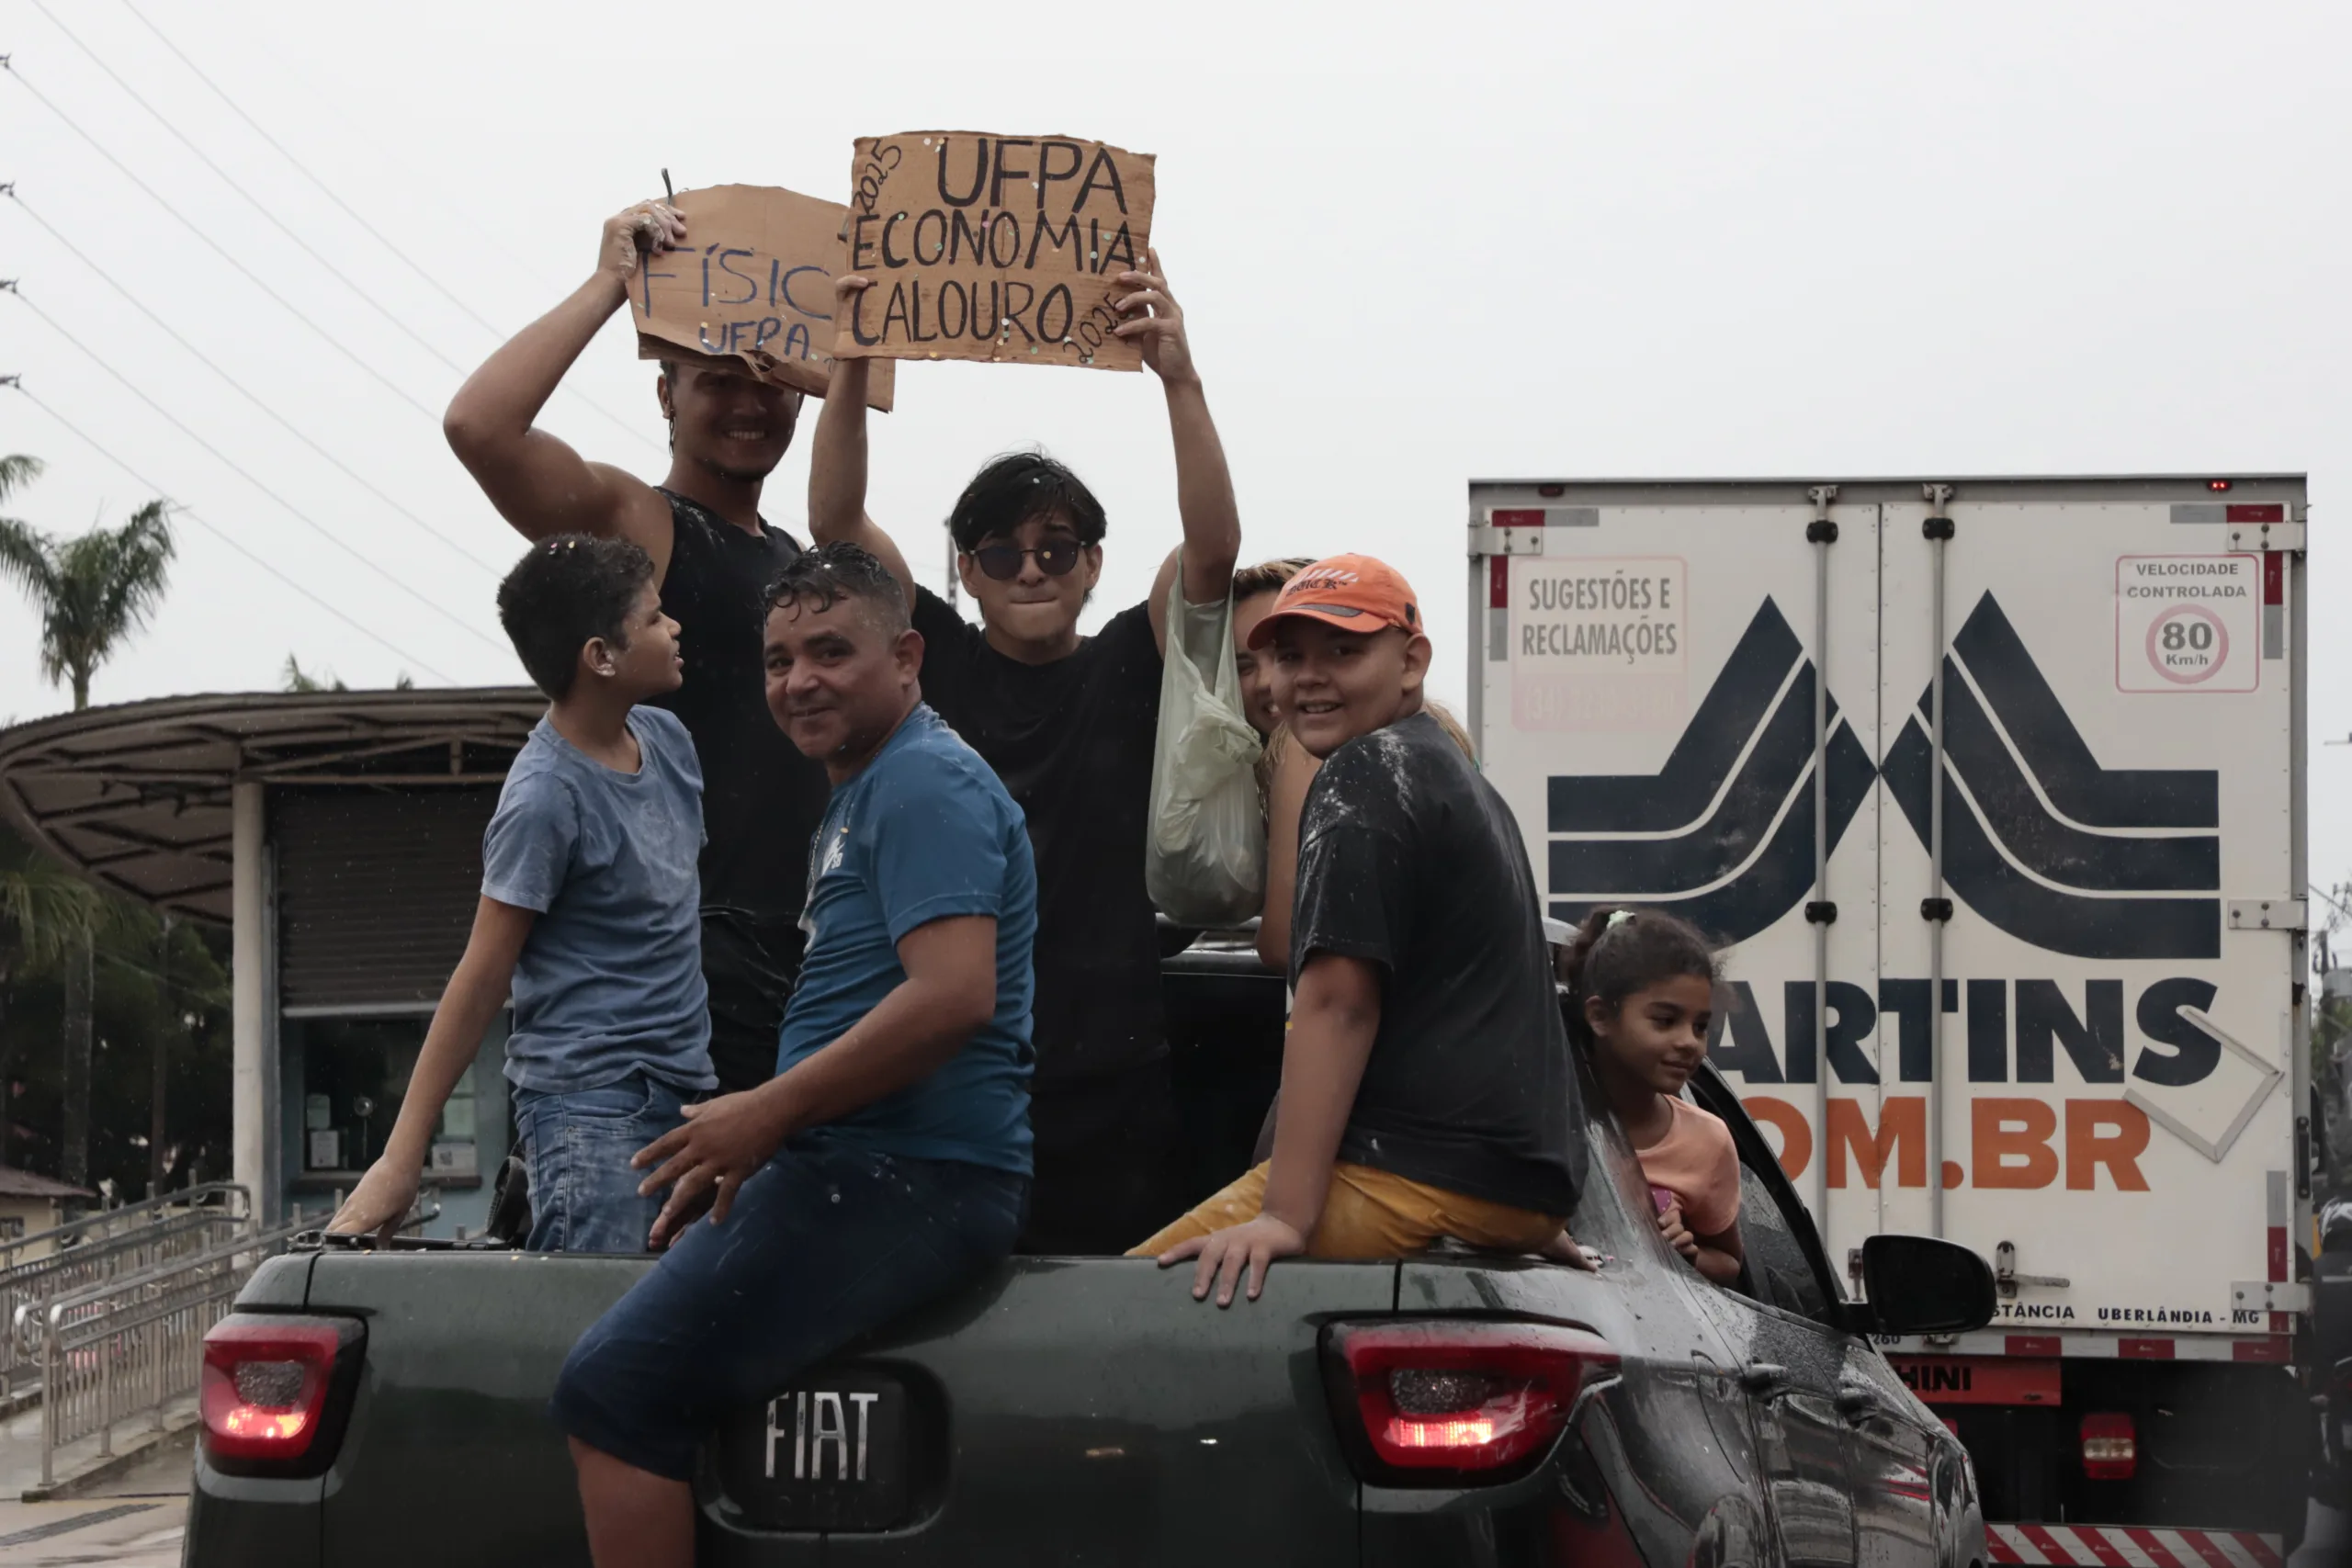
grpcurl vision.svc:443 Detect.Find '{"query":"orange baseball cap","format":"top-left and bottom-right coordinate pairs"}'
top-left (1245, 554), bottom-right (1422, 649)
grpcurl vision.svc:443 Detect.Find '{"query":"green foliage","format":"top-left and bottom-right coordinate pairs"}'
top-left (0, 840), bottom-right (100, 984)
top-left (0, 826), bottom-right (231, 1194)
top-left (281, 654), bottom-right (348, 694)
top-left (0, 457), bottom-right (175, 711)
top-left (285, 655), bottom-right (414, 693)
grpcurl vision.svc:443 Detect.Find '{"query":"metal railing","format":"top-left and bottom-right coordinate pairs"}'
top-left (0, 1185), bottom-right (254, 1399)
top-left (0, 1183), bottom-right (248, 1276)
top-left (22, 1220), bottom-right (302, 1486)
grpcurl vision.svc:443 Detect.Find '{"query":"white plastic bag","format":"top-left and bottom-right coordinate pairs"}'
top-left (1143, 570), bottom-right (1267, 926)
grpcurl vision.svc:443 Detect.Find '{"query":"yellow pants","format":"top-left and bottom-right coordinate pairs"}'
top-left (1127, 1161), bottom-right (1565, 1260)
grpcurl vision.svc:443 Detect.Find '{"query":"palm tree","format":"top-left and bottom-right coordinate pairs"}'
top-left (0, 838), bottom-right (100, 1168)
top-left (0, 455), bottom-right (175, 1186)
top-left (0, 457), bottom-right (176, 710)
top-left (283, 654), bottom-right (412, 693)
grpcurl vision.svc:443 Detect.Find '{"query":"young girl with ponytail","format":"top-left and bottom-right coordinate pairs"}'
top-left (1557, 908), bottom-right (1746, 1285)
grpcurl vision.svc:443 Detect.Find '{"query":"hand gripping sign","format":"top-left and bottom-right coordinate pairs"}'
top-left (832, 132), bottom-right (1157, 371)
top-left (631, 184), bottom-right (895, 411)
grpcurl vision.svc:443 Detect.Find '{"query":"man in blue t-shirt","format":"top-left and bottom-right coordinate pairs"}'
top-left (550, 544), bottom-right (1035, 1563)
top-left (331, 534), bottom-right (713, 1253)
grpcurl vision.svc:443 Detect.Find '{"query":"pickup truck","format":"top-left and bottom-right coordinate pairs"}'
top-left (184, 940), bottom-right (1997, 1566)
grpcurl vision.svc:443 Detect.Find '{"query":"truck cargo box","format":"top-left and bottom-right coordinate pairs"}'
top-left (1467, 475), bottom-right (2312, 1536)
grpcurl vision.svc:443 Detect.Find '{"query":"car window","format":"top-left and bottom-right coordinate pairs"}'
top-left (1687, 1068), bottom-right (1846, 1325)
top-left (1735, 1163), bottom-right (1832, 1320)
top-left (1561, 1050), bottom-right (1649, 1261)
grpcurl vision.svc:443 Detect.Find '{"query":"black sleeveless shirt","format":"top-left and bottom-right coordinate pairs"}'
top-left (644, 490), bottom-right (832, 969)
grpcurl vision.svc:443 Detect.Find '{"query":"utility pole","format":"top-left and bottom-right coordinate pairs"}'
top-left (151, 914), bottom-right (171, 1199)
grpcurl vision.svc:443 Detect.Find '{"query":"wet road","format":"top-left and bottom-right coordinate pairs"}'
top-left (0, 1498), bottom-right (185, 1566)
top-left (0, 1434), bottom-right (188, 1567)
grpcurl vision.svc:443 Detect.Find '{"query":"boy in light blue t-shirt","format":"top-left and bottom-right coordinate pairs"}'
top-left (330, 534), bottom-right (714, 1253)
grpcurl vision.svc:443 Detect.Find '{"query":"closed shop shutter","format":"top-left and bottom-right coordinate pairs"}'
top-left (276, 788), bottom-right (498, 1010)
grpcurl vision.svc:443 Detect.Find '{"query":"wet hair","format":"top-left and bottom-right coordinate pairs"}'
top-left (1426, 699), bottom-right (1476, 762)
top-left (763, 541), bottom-right (910, 637)
top-left (1557, 908), bottom-right (1720, 1045)
top-left (1232, 557), bottom-right (1314, 604)
top-left (495, 535), bottom-right (654, 701)
top-left (946, 451), bottom-right (1107, 553)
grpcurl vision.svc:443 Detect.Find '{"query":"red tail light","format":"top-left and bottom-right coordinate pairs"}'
top-left (2080, 1411), bottom-right (2137, 1480)
top-left (200, 1315), bottom-right (360, 1472)
top-left (1327, 1321), bottom-right (1618, 1480)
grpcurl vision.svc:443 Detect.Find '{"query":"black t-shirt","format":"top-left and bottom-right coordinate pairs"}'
top-left (911, 585), bottom-right (1165, 1086)
top-left (645, 490), bottom-right (833, 966)
top-left (1290, 710), bottom-right (1586, 1215)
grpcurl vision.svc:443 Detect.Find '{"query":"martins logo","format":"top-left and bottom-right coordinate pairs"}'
top-left (1546, 594), bottom-right (2220, 958)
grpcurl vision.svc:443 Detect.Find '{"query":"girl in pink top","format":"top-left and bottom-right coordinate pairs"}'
top-left (1559, 908), bottom-right (1745, 1285)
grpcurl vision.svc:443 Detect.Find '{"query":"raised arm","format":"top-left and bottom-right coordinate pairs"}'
top-left (807, 276), bottom-right (915, 605)
top-left (327, 898), bottom-right (535, 1244)
top-left (633, 914), bottom-right (999, 1246)
top-left (443, 202), bottom-right (681, 571)
top-left (1115, 252), bottom-right (1242, 653)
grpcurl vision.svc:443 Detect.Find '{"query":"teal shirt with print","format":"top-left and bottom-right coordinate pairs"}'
top-left (777, 704), bottom-right (1035, 1175)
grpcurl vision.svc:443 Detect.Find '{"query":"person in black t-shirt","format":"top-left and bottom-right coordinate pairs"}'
top-left (1135, 555), bottom-right (1587, 1306)
top-left (807, 258), bottom-right (1242, 1255)
top-left (445, 200), bottom-right (834, 1093)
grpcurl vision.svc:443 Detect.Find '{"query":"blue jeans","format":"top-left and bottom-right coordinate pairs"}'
top-left (512, 1075), bottom-right (689, 1255)
top-left (549, 1133), bottom-right (1028, 1480)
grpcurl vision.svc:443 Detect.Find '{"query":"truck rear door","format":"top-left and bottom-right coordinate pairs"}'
top-left (1870, 484), bottom-right (2301, 1337)
top-left (1470, 483), bottom-right (1883, 1244)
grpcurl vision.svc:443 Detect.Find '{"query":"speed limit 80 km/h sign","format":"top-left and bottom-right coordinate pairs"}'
top-left (2116, 554), bottom-right (2259, 694)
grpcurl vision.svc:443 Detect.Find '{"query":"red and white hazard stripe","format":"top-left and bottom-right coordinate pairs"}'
top-left (1986, 1524), bottom-right (2282, 1568)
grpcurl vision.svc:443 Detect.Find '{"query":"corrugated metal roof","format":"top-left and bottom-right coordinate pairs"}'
top-left (0, 689), bottom-right (543, 923)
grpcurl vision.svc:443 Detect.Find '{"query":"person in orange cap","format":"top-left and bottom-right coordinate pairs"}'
top-left (1132, 555), bottom-right (1589, 1303)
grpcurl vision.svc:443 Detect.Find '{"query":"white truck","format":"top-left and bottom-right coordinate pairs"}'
top-left (1468, 475), bottom-right (2313, 1560)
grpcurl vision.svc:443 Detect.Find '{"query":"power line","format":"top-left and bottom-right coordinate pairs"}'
top-left (113, 0), bottom-right (675, 462)
top-left (6, 286), bottom-right (505, 655)
top-left (116, 0), bottom-right (503, 336)
top-left (5, 189), bottom-right (502, 577)
top-left (0, 59), bottom-right (447, 423)
top-left (7, 381), bottom-right (457, 682)
top-left (28, 0), bottom-right (469, 377)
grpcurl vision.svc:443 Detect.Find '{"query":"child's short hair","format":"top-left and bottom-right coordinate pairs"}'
top-left (946, 451), bottom-right (1106, 553)
top-left (1558, 908), bottom-right (1720, 1043)
top-left (496, 535), bottom-right (656, 700)
top-left (764, 541), bottom-right (910, 636)
top-left (1232, 557), bottom-right (1314, 604)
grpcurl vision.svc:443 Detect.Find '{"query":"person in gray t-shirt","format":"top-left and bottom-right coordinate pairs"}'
top-left (332, 535), bottom-right (713, 1253)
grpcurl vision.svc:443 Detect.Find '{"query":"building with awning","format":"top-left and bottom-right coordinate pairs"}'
top-left (0, 689), bottom-right (541, 1235)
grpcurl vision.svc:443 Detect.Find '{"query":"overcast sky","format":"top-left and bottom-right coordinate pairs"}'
top-left (4, 2), bottom-right (2348, 894)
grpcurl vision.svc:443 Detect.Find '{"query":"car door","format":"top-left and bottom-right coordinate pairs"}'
top-left (1838, 1342), bottom-right (1940, 1568)
top-left (1686, 1071), bottom-right (1859, 1568)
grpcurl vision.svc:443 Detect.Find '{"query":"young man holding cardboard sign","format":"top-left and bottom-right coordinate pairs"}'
top-left (809, 227), bottom-right (1241, 1256)
top-left (446, 197), bottom-right (842, 1099)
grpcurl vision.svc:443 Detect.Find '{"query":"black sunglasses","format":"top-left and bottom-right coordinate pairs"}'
top-left (970, 541), bottom-right (1084, 581)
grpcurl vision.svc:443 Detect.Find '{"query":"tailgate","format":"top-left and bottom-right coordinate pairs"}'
top-left (306, 1252), bottom-right (1391, 1565)
top-left (311, 1251), bottom-right (648, 1566)
top-left (735, 1258), bottom-right (1390, 1565)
